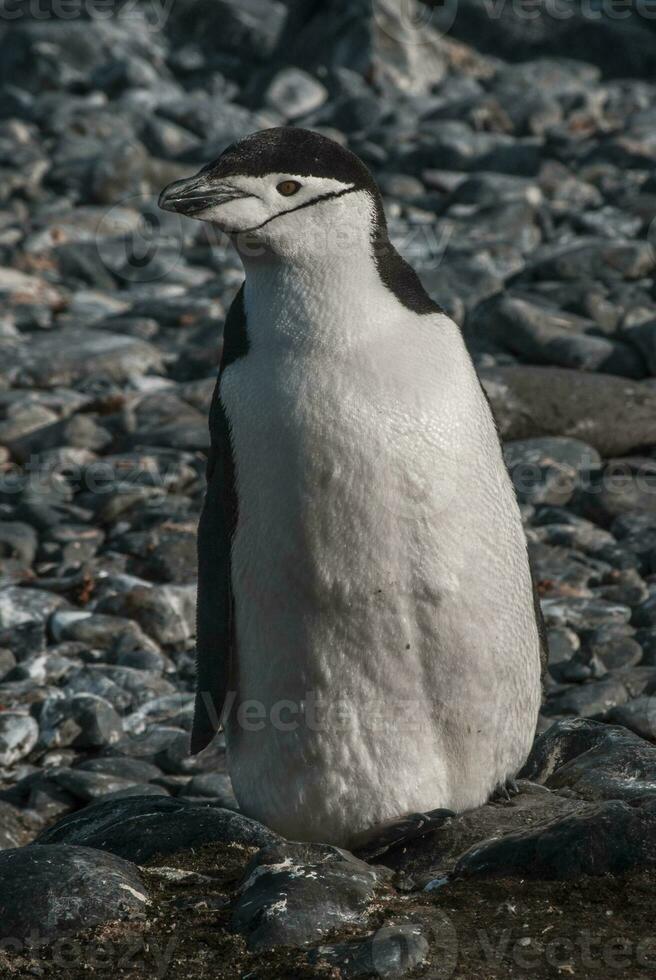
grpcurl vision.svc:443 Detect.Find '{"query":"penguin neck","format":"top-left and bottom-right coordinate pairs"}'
top-left (239, 229), bottom-right (388, 351)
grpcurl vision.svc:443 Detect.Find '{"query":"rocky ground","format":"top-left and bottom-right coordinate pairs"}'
top-left (1, 0), bottom-right (656, 976)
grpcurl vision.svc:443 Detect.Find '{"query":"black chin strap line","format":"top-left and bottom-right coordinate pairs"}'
top-left (237, 185), bottom-right (360, 235)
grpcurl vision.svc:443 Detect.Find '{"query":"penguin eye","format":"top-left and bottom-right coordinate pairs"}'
top-left (276, 180), bottom-right (302, 197)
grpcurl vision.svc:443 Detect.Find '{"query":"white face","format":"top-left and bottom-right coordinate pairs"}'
top-left (159, 169), bottom-right (363, 260)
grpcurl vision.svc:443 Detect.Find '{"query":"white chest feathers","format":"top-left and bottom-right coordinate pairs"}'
top-left (218, 269), bottom-right (542, 847)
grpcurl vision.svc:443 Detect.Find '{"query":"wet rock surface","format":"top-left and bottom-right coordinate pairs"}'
top-left (34, 794), bottom-right (279, 862)
top-left (454, 799), bottom-right (656, 880)
top-left (232, 841), bottom-right (393, 951)
top-left (1, 0), bottom-right (656, 976)
top-left (0, 844), bottom-right (148, 942)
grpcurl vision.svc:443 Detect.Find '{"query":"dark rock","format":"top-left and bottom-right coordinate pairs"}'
top-left (613, 513), bottom-right (656, 546)
top-left (232, 840), bottom-right (391, 951)
top-left (96, 584), bottom-right (195, 646)
top-left (469, 293), bottom-right (644, 377)
top-left (380, 782), bottom-right (592, 882)
top-left (637, 629), bottom-right (656, 666)
top-left (545, 627), bottom-right (579, 680)
top-left (74, 756), bottom-right (162, 782)
top-left (186, 772), bottom-right (239, 809)
top-left (482, 367), bottom-right (656, 456)
top-left (110, 724), bottom-right (190, 763)
top-left (50, 610), bottom-right (156, 654)
top-left (95, 784), bottom-right (171, 803)
top-left (577, 466), bottom-right (656, 527)
top-left (3, 771), bottom-right (78, 822)
top-left (67, 665), bottom-right (175, 710)
top-left (274, 0), bottom-right (446, 96)
top-left (39, 524), bottom-right (104, 567)
top-left (578, 631), bottom-right (643, 675)
top-left (419, 250), bottom-right (505, 322)
top-left (608, 697), bottom-right (656, 742)
top-left (530, 517), bottom-right (615, 557)
top-left (407, 123), bottom-right (541, 176)
top-left (0, 521), bottom-right (38, 568)
top-left (308, 923), bottom-right (432, 977)
top-left (149, 727), bottom-right (226, 776)
top-left (433, 0), bottom-right (656, 79)
top-left (0, 15), bottom-right (167, 92)
top-left (125, 524), bottom-right (200, 584)
top-left (0, 844), bottom-right (147, 942)
top-left (632, 594), bottom-right (656, 629)
top-left (35, 795), bottom-right (278, 862)
top-left (541, 598), bottom-right (631, 631)
top-left (59, 667), bottom-right (135, 713)
top-left (624, 319), bottom-right (656, 375)
top-left (504, 437), bottom-right (600, 506)
top-left (170, 0), bottom-right (286, 66)
top-left (455, 800), bottom-right (656, 880)
top-left (46, 768), bottom-right (167, 804)
top-left (115, 648), bottom-right (169, 672)
top-left (7, 414), bottom-right (112, 464)
top-left (576, 206), bottom-right (643, 241)
top-left (445, 172), bottom-right (541, 209)
top-left (521, 717), bottom-right (656, 801)
top-left (0, 801), bottom-right (33, 850)
top-left (36, 693), bottom-right (123, 750)
top-left (527, 239), bottom-right (655, 282)
top-left (544, 677), bottom-right (629, 718)
top-left (596, 570), bottom-right (649, 608)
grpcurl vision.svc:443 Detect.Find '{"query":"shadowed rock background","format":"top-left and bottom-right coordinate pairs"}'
top-left (1, 1), bottom-right (656, 977)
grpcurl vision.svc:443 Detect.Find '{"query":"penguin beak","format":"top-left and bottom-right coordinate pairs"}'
top-left (158, 173), bottom-right (247, 217)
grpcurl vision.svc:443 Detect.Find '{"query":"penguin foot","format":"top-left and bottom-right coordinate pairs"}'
top-left (490, 777), bottom-right (520, 804)
top-left (352, 808), bottom-right (454, 862)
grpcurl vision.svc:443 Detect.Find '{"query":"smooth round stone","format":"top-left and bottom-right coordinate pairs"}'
top-left (35, 796), bottom-right (278, 863)
top-left (504, 436), bottom-right (601, 506)
top-left (0, 845), bottom-right (148, 942)
top-left (265, 67), bottom-right (328, 119)
top-left (482, 367), bottom-right (656, 457)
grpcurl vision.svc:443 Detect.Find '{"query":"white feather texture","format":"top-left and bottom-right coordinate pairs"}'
top-left (218, 191), bottom-right (542, 846)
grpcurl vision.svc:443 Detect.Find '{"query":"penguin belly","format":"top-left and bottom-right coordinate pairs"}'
top-left (219, 312), bottom-right (542, 847)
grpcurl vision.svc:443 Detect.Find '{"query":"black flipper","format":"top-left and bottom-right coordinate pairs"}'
top-left (191, 285), bottom-right (247, 754)
top-left (531, 571), bottom-right (549, 691)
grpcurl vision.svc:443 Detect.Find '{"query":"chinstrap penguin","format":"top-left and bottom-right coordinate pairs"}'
top-left (159, 127), bottom-right (545, 848)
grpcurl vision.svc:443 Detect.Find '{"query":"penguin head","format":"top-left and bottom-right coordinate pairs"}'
top-left (158, 127), bottom-right (382, 258)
